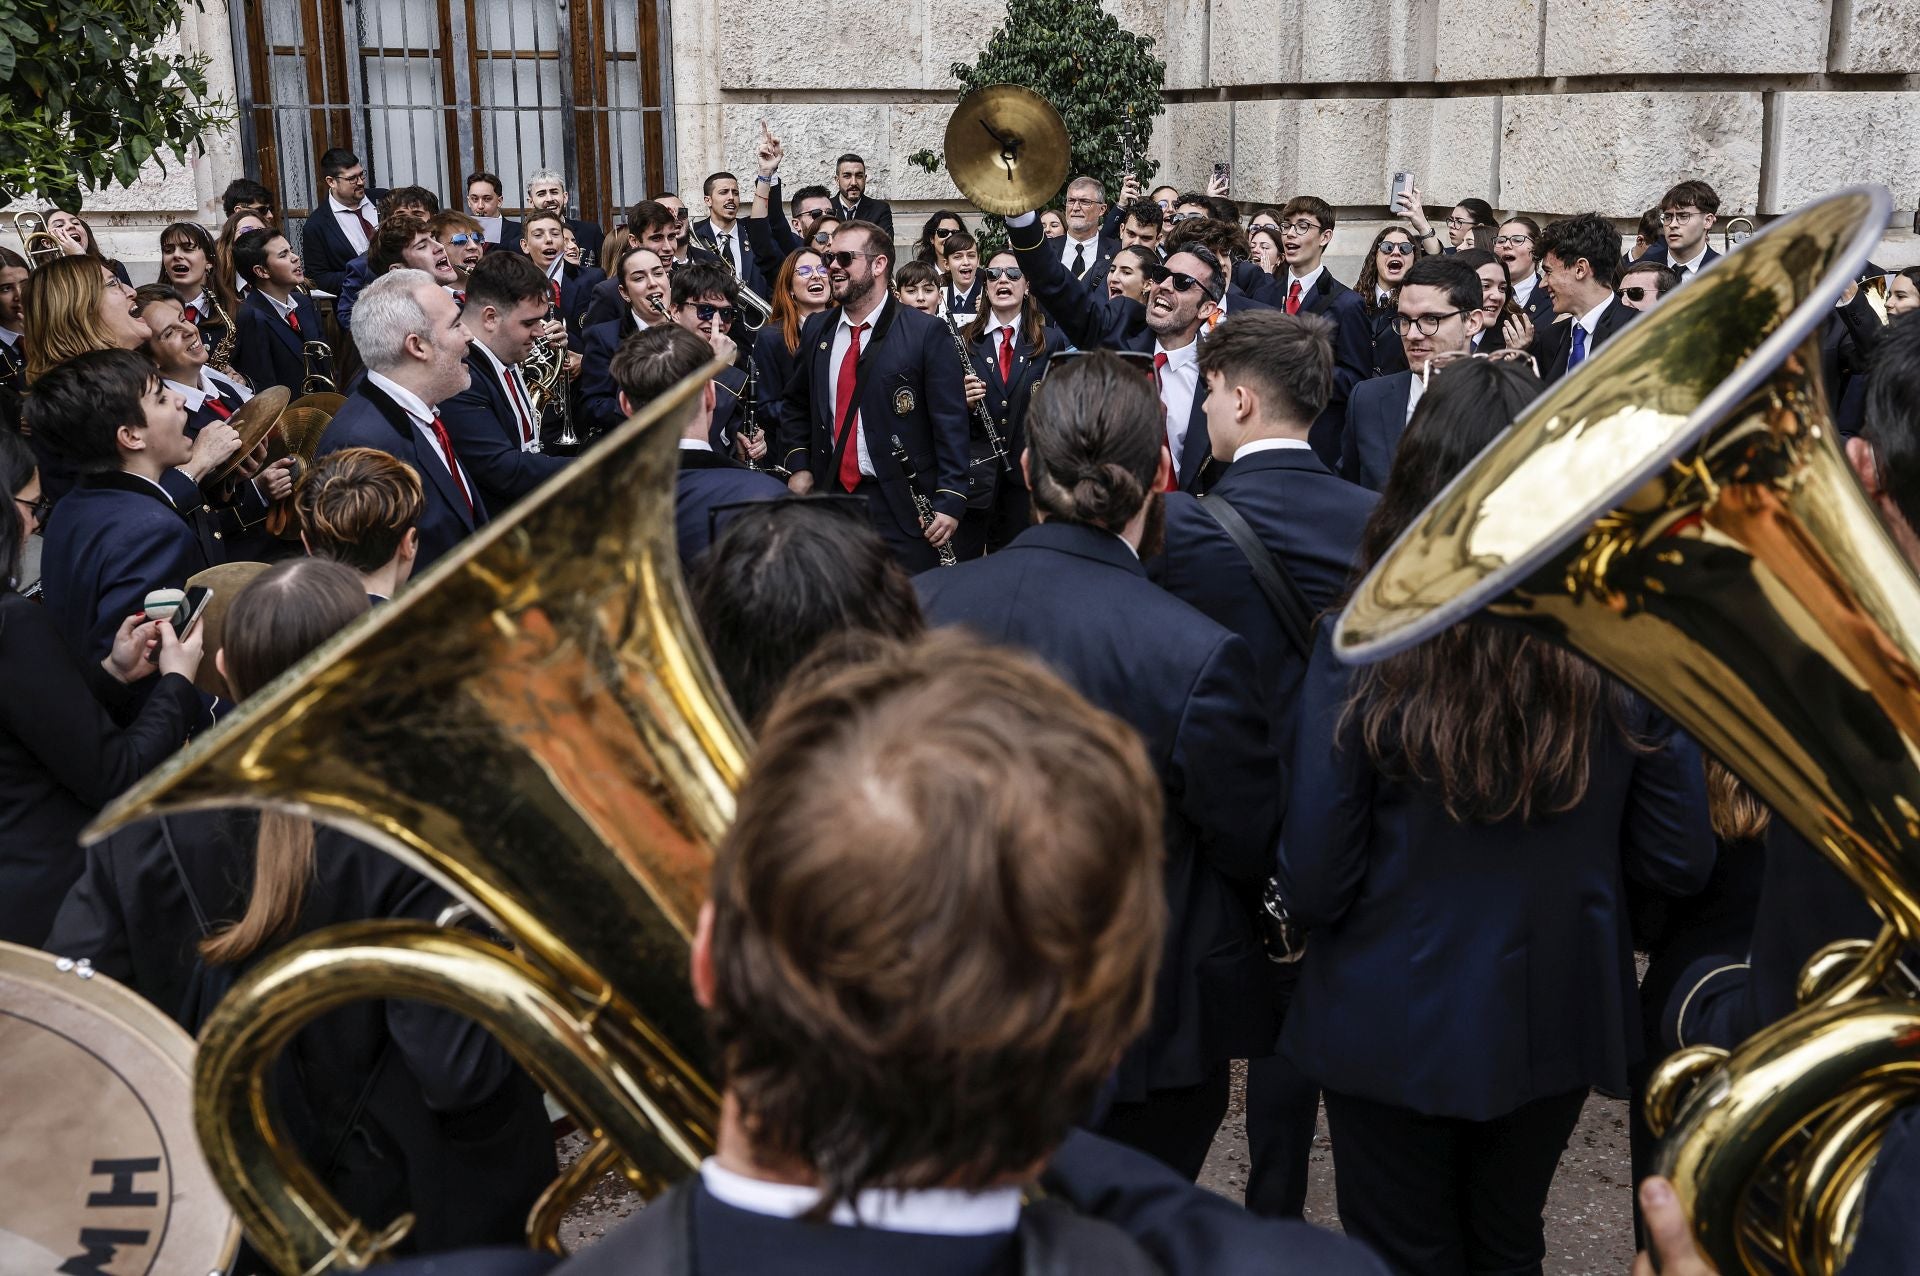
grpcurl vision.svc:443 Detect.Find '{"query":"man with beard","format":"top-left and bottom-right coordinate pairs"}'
top-left (690, 171), bottom-right (767, 298)
top-left (917, 351), bottom-right (1280, 1184)
top-left (776, 220), bottom-right (969, 570)
top-left (827, 153), bottom-right (894, 239)
top-left (1003, 201), bottom-right (1226, 492)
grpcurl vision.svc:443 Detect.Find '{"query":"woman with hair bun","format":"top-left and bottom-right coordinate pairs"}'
top-left (917, 350), bottom-right (1282, 1182)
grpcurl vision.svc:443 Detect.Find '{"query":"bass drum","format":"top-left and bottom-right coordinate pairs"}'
top-left (0, 941), bottom-right (238, 1274)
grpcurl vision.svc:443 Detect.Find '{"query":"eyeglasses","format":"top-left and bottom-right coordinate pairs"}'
top-left (1144, 263), bottom-right (1220, 302)
top-left (1280, 220), bottom-right (1324, 236)
top-left (1493, 235), bottom-right (1533, 247)
top-left (1419, 347), bottom-right (1539, 388)
top-left (692, 304), bottom-right (739, 325)
top-left (1618, 285), bottom-right (1657, 303)
top-left (825, 249), bottom-right (875, 268)
top-left (1378, 242), bottom-right (1417, 257)
top-left (811, 231), bottom-right (834, 246)
top-left (1389, 309), bottom-right (1467, 336)
top-left (1249, 221), bottom-right (1279, 234)
top-left (13, 493), bottom-right (50, 525)
top-left (1064, 197), bottom-right (1101, 208)
top-left (446, 233), bottom-right (478, 245)
top-left (1659, 210), bottom-right (1699, 225)
top-left (1445, 216), bottom-right (1478, 229)
top-left (982, 266), bottom-right (1024, 282)
top-left (794, 264), bottom-right (829, 278)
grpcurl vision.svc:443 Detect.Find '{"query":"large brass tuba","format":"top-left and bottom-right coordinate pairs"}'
top-left (1334, 185), bottom-right (1909, 1275)
top-left (86, 356), bottom-right (742, 1274)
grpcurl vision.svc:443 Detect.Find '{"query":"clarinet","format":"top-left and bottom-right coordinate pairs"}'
top-left (891, 434), bottom-right (958, 568)
top-left (942, 313), bottom-right (1008, 465)
top-left (733, 354), bottom-right (790, 479)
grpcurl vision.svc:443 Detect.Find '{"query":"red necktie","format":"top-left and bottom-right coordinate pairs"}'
top-left (353, 207), bottom-right (376, 241)
top-left (184, 303), bottom-right (200, 324)
top-left (998, 326), bottom-right (1015, 382)
top-left (453, 290), bottom-right (466, 307)
top-left (551, 280), bottom-right (563, 311)
top-left (428, 415), bottom-right (474, 515)
top-left (1286, 281), bottom-right (1302, 315)
top-left (287, 308), bottom-right (301, 335)
top-left (834, 322), bottom-right (869, 492)
top-left (204, 396), bottom-right (232, 420)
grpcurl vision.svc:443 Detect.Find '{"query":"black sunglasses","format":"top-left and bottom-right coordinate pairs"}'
top-left (1618, 285), bottom-right (1656, 303)
top-left (693, 303), bottom-right (739, 325)
top-left (1144, 263), bottom-right (1219, 302)
top-left (825, 249), bottom-right (875, 268)
top-left (13, 492), bottom-right (52, 525)
top-left (932, 227), bottom-right (959, 239)
top-left (1378, 242), bottom-right (1417, 257)
top-left (982, 266), bottom-right (1024, 282)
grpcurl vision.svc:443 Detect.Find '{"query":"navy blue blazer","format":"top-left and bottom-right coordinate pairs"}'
top-left (578, 310), bottom-right (650, 434)
top-left (332, 254), bottom-right (373, 331)
top-left (1367, 301), bottom-right (1407, 376)
top-left (438, 343), bottom-right (570, 515)
top-left (775, 299), bottom-right (970, 539)
top-left (1288, 271), bottom-right (1374, 464)
top-left (1153, 446), bottom-right (1376, 746)
top-left (1232, 259), bottom-right (1284, 308)
top-left (314, 380), bottom-right (487, 570)
top-left (1278, 629), bottom-right (1715, 1119)
top-left (1516, 276), bottom-right (1555, 333)
top-left (828, 194), bottom-right (894, 239)
top-left (1052, 231), bottom-right (1122, 292)
top-left (917, 522), bottom-right (1282, 1098)
top-left (1006, 218), bottom-right (1214, 491)
top-left (580, 275), bottom-right (633, 332)
top-left (563, 218), bottom-right (606, 269)
top-left (553, 261), bottom-right (606, 338)
top-left (233, 287), bottom-right (329, 396)
top-left (39, 470), bottom-right (213, 664)
top-left (689, 218), bottom-right (767, 298)
top-left (966, 320), bottom-right (1066, 498)
top-left (1338, 370), bottom-right (1415, 492)
top-left (300, 203), bottom-right (372, 295)
top-left (1541, 297), bottom-right (1637, 385)
top-left (1738, 821), bottom-right (1879, 1036)
top-left (674, 447), bottom-right (787, 572)
top-left (485, 217), bottom-right (522, 254)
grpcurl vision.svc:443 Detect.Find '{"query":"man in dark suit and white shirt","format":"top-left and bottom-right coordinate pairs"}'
top-left (1057, 175), bottom-right (1122, 283)
top-left (465, 171), bottom-right (522, 255)
top-left (1275, 196), bottom-right (1373, 462)
top-left (1652, 179), bottom-right (1722, 284)
top-left (300, 147), bottom-right (380, 294)
top-left (524, 168), bottom-right (605, 270)
top-left (314, 269), bottom-right (486, 570)
top-left (1537, 211), bottom-right (1639, 386)
top-left (1339, 256), bottom-right (1487, 491)
top-left (689, 171), bottom-right (767, 298)
top-left (1153, 310), bottom-right (1378, 1217)
top-left (827, 152), bottom-right (893, 239)
top-left (438, 250), bottom-right (571, 515)
top-left (776, 220), bottom-right (968, 571)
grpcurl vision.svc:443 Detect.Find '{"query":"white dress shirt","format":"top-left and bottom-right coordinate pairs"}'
top-left (331, 195), bottom-right (377, 255)
top-left (1155, 339), bottom-right (1200, 474)
top-left (1405, 374), bottom-right (1425, 424)
top-left (1285, 264), bottom-right (1326, 308)
top-left (699, 1160), bottom-right (1021, 1236)
top-left (1060, 232), bottom-right (1101, 276)
top-left (828, 294), bottom-right (890, 480)
top-left (1511, 273), bottom-right (1539, 309)
top-left (707, 221), bottom-right (743, 269)
top-left (128, 471), bottom-right (177, 508)
top-left (981, 312), bottom-right (1023, 372)
top-left (366, 371), bottom-right (473, 491)
top-left (472, 340), bottom-right (542, 452)
top-left (164, 368), bottom-right (252, 415)
top-left (259, 288), bottom-right (300, 325)
top-left (1232, 437), bottom-right (1314, 463)
top-left (1668, 245), bottom-right (1710, 280)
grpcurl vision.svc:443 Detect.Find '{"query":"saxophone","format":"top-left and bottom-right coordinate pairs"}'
top-left (206, 292), bottom-right (239, 376)
top-left (890, 434), bottom-right (957, 568)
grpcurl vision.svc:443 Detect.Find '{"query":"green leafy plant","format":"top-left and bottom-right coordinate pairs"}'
top-left (0, 0), bottom-right (234, 210)
top-left (944, 0), bottom-right (1165, 232)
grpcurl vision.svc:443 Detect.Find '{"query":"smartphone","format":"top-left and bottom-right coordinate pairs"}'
top-left (1212, 161), bottom-right (1231, 186)
top-left (1390, 171), bottom-right (1415, 208)
top-left (173, 585), bottom-right (214, 638)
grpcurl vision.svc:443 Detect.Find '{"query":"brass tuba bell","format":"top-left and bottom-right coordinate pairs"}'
top-left (1335, 185), bottom-right (1912, 1275)
top-left (86, 356), bottom-right (743, 1274)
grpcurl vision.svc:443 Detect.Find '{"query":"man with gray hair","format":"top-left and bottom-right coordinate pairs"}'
top-left (1058, 175), bottom-right (1121, 282)
top-left (314, 268), bottom-right (488, 569)
top-left (525, 167), bottom-right (606, 269)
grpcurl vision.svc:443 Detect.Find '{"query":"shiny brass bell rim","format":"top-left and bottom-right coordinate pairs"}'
top-left (944, 84), bottom-right (1071, 217)
top-left (1332, 183), bottom-right (1894, 667)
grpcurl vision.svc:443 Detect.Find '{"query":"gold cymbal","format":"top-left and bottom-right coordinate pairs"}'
top-left (945, 84), bottom-right (1069, 217)
top-left (278, 391), bottom-right (346, 462)
top-left (208, 384), bottom-right (291, 483)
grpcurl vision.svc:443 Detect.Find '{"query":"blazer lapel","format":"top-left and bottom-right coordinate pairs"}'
top-left (364, 382), bottom-right (476, 529)
top-left (251, 292), bottom-right (304, 358)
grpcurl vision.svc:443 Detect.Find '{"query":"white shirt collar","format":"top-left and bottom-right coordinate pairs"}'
top-left (1154, 339), bottom-right (1197, 369)
top-left (840, 292), bottom-right (889, 333)
top-left (630, 306), bottom-right (659, 329)
top-left (1670, 244), bottom-right (1710, 273)
top-left (698, 1160), bottom-right (1022, 1236)
top-left (127, 471), bottom-right (176, 507)
top-left (1373, 286), bottom-right (1392, 307)
top-left (179, 289), bottom-right (207, 314)
top-left (163, 374), bottom-right (211, 411)
top-left (983, 312), bottom-right (1021, 340)
top-left (1287, 264), bottom-right (1326, 297)
top-left (471, 338), bottom-right (514, 384)
top-left (1578, 294), bottom-right (1613, 335)
top-left (330, 194), bottom-right (370, 217)
top-left (366, 370), bottom-right (438, 423)
top-left (0, 325), bottom-right (21, 348)
top-left (1232, 437), bottom-right (1313, 462)
top-left (678, 438), bottom-right (714, 453)
top-left (1511, 273), bottom-right (1538, 305)
top-left (260, 288), bottom-right (298, 321)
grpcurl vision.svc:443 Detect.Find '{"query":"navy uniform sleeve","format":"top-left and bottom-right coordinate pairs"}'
top-left (778, 322), bottom-right (817, 475)
top-left (1325, 291), bottom-right (1373, 412)
top-left (1277, 629), bottom-right (1376, 929)
top-left (920, 321), bottom-right (972, 521)
top-left (1007, 218), bottom-right (1145, 353)
top-left (440, 381), bottom-right (570, 504)
top-left (1169, 630), bottom-right (1282, 888)
top-left (1620, 710), bottom-right (1716, 898)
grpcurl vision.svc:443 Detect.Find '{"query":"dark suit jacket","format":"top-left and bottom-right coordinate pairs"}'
top-left (315, 380), bottom-right (487, 569)
top-left (1278, 629), bottom-right (1715, 1119)
top-left (1232, 259), bottom-right (1284, 308)
top-left (485, 217), bottom-right (522, 254)
top-left (1367, 301), bottom-right (1407, 376)
top-left (1153, 446), bottom-right (1376, 747)
top-left (829, 194), bottom-right (894, 239)
top-left (689, 218), bottom-right (767, 297)
top-left (579, 310), bottom-right (652, 433)
top-left (439, 343), bottom-right (570, 515)
top-left (44, 807), bottom-right (556, 1254)
top-left (1007, 218), bottom-right (1214, 491)
top-left (580, 275), bottom-right (630, 332)
top-left (40, 470), bottom-right (213, 665)
top-left (1515, 276), bottom-right (1555, 333)
top-left (918, 522), bottom-right (1281, 1099)
top-left (0, 593), bottom-right (200, 947)
top-left (674, 446), bottom-right (787, 572)
top-left (564, 217), bottom-right (606, 269)
top-left (1541, 297), bottom-right (1637, 385)
top-left (553, 260), bottom-right (606, 337)
top-left (1337, 370), bottom-right (1416, 492)
top-left (1053, 231), bottom-right (1122, 287)
top-left (776, 299), bottom-right (970, 539)
top-left (234, 287), bottom-right (330, 395)
top-left (1288, 270), bottom-right (1373, 464)
top-left (966, 320), bottom-right (1066, 497)
top-left (300, 202), bottom-right (379, 295)
top-left (709, 364), bottom-right (748, 458)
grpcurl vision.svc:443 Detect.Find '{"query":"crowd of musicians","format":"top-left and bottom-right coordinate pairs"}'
top-left (1, 122), bottom-right (1918, 1276)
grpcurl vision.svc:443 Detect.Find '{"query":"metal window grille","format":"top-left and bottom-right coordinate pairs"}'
top-left (229, 0), bottom-right (674, 242)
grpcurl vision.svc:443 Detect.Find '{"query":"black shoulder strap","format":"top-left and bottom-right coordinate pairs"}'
top-left (1018, 1198), bottom-right (1165, 1276)
top-left (156, 817), bottom-right (213, 937)
top-left (1197, 492), bottom-right (1316, 659)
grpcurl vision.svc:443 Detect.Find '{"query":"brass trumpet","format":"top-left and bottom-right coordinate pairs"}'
top-left (86, 359), bottom-right (741, 1274)
top-left (1334, 185), bottom-right (1903, 1275)
top-left (302, 338), bottom-right (337, 395)
top-left (1722, 214), bottom-right (1757, 253)
top-left (12, 210), bottom-right (63, 270)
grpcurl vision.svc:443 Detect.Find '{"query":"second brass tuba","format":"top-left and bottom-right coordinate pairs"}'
top-left (1334, 185), bottom-right (1911, 1274)
top-left (87, 357), bottom-right (743, 1273)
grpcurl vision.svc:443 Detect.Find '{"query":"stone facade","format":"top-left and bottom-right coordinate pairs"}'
top-left (15, 0), bottom-right (1920, 272)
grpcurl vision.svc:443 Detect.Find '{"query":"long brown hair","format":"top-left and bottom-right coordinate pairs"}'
top-left (22, 256), bottom-right (124, 382)
top-left (1343, 359), bottom-right (1641, 823)
top-left (770, 248), bottom-right (824, 355)
top-left (1706, 759), bottom-right (1771, 842)
top-left (199, 558), bottom-right (371, 965)
top-left (1355, 225), bottom-right (1416, 316)
top-left (214, 210), bottom-right (267, 317)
